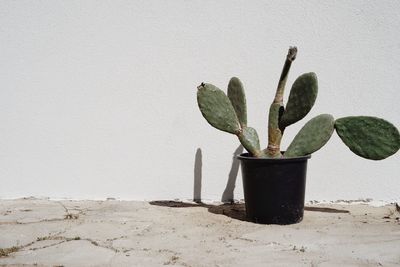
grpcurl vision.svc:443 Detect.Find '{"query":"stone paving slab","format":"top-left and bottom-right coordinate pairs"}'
top-left (0, 199), bottom-right (399, 266)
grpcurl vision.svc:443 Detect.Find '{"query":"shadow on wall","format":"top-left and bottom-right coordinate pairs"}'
top-left (193, 148), bottom-right (202, 203)
top-left (221, 145), bottom-right (243, 203)
top-left (193, 145), bottom-right (243, 204)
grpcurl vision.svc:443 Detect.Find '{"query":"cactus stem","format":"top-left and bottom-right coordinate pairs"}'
top-left (266, 47), bottom-right (297, 158)
top-left (273, 46), bottom-right (297, 104)
top-left (267, 144), bottom-right (280, 155)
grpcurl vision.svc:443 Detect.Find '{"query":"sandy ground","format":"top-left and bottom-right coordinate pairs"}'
top-left (0, 199), bottom-right (399, 267)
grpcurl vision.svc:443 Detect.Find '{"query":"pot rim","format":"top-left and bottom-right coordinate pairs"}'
top-left (237, 152), bottom-right (311, 162)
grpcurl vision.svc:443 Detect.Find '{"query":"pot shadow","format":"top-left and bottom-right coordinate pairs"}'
top-left (221, 145), bottom-right (243, 203)
top-left (149, 201), bottom-right (350, 223)
top-left (304, 207), bottom-right (349, 213)
top-left (149, 200), bottom-right (249, 222)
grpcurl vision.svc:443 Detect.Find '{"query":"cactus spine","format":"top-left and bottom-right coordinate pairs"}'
top-left (196, 47), bottom-right (400, 160)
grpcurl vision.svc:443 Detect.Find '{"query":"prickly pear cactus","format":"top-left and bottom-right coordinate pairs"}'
top-left (196, 47), bottom-right (399, 161)
top-left (197, 83), bottom-right (241, 134)
top-left (335, 116), bottom-right (400, 160)
top-left (227, 77), bottom-right (247, 127)
top-left (279, 72), bottom-right (318, 129)
top-left (197, 81), bottom-right (262, 157)
top-left (285, 114), bottom-right (335, 158)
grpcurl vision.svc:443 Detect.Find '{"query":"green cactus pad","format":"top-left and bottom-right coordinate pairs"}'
top-left (238, 127), bottom-right (261, 156)
top-left (279, 72), bottom-right (318, 129)
top-left (197, 83), bottom-right (241, 134)
top-left (285, 114), bottom-right (335, 158)
top-left (335, 116), bottom-right (400, 160)
top-left (227, 77), bottom-right (247, 127)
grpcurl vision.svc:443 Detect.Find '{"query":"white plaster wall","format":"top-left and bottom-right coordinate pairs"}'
top-left (1, 0), bottom-right (399, 202)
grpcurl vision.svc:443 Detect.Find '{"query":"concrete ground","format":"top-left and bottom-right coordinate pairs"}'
top-left (0, 199), bottom-right (399, 267)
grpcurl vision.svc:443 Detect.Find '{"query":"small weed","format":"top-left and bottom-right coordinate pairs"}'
top-left (0, 246), bottom-right (20, 257)
top-left (64, 214), bottom-right (79, 220)
top-left (164, 255), bottom-right (180, 265)
top-left (292, 245), bottom-right (306, 253)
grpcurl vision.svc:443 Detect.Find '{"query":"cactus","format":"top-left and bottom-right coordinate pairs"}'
top-left (197, 82), bottom-right (262, 157)
top-left (227, 77), bottom-right (247, 128)
top-left (197, 83), bottom-right (240, 134)
top-left (196, 47), bottom-right (400, 160)
top-left (285, 114), bottom-right (335, 158)
top-left (238, 127), bottom-right (261, 157)
top-left (335, 116), bottom-right (400, 160)
top-left (279, 73), bottom-right (318, 130)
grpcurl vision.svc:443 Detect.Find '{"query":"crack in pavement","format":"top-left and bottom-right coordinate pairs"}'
top-left (0, 203), bottom-right (119, 258)
top-left (29, 235), bottom-right (121, 253)
top-left (0, 202), bottom-right (91, 226)
top-left (0, 217), bottom-right (78, 226)
top-left (1, 202), bottom-right (141, 258)
top-left (1, 234), bottom-right (123, 258)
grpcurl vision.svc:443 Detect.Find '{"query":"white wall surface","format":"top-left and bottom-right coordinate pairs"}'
top-left (1, 0), bottom-right (399, 202)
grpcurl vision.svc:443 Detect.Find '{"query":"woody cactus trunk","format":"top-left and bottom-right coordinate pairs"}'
top-left (197, 47), bottom-right (400, 160)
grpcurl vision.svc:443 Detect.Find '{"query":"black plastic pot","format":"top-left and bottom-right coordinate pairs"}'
top-left (237, 153), bottom-right (311, 225)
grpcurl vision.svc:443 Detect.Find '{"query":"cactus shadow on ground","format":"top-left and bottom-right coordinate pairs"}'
top-left (149, 201), bottom-right (350, 223)
top-left (149, 200), bottom-right (249, 222)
